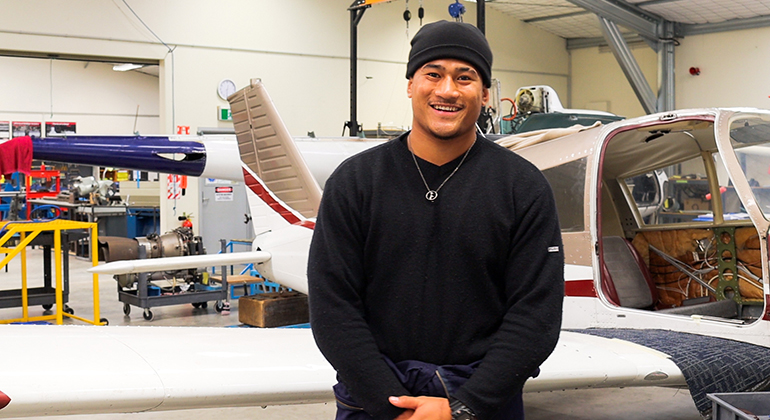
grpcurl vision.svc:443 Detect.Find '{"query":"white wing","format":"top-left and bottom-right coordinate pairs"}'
top-left (0, 326), bottom-right (684, 418)
top-left (88, 251), bottom-right (271, 275)
top-left (527, 331), bottom-right (685, 392)
top-left (0, 325), bottom-right (335, 418)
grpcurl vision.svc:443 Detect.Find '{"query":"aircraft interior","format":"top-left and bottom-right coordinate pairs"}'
top-left (597, 116), bottom-right (770, 323)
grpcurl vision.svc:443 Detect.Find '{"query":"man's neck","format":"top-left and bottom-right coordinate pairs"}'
top-left (408, 129), bottom-right (477, 166)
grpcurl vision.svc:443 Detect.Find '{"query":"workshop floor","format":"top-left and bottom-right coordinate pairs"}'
top-left (0, 248), bottom-right (702, 420)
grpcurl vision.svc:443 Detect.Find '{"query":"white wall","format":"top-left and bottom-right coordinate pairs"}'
top-left (676, 26), bottom-right (770, 109)
top-left (569, 44), bottom-right (658, 119)
top-left (570, 25), bottom-right (770, 118)
top-left (0, 57), bottom-right (159, 134)
top-left (0, 0), bottom-right (568, 134)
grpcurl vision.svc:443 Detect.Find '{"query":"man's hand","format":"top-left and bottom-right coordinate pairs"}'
top-left (389, 396), bottom-right (451, 420)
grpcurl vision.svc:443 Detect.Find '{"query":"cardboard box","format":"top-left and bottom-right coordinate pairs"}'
top-left (238, 292), bottom-right (309, 328)
top-left (684, 197), bottom-right (710, 211)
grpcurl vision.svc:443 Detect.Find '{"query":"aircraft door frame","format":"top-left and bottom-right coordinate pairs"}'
top-left (714, 110), bottom-right (770, 301)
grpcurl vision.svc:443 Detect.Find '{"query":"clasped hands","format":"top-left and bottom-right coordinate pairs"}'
top-left (389, 395), bottom-right (451, 420)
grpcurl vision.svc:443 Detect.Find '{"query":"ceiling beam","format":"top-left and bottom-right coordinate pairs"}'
top-left (682, 14), bottom-right (770, 36)
top-left (524, 10), bottom-right (588, 24)
top-left (566, 33), bottom-right (645, 49)
top-left (524, 0), bottom-right (679, 25)
top-left (634, 0), bottom-right (682, 6)
top-left (566, 0), bottom-right (661, 39)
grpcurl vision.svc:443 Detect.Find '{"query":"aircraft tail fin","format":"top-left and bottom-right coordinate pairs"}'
top-left (228, 79), bottom-right (321, 235)
top-left (229, 79), bottom-right (321, 218)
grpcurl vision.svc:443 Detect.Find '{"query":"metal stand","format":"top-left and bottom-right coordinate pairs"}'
top-left (0, 220), bottom-right (105, 325)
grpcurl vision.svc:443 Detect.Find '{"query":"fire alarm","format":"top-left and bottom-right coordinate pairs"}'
top-left (689, 67), bottom-right (701, 76)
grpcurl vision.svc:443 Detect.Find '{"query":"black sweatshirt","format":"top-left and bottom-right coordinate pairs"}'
top-left (308, 133), bottom-right (564, 420)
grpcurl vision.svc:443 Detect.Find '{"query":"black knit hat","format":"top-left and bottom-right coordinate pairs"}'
top-left (406, 20), bottom-right (493, 88)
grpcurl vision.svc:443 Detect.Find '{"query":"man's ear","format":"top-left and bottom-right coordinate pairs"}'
top-left (407, 78), bottom-right (413, 98)
top-left (482, 87), bottom-right (489, 106)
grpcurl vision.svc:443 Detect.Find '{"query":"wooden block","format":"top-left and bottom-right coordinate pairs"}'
top-left (210, 275), bottom-right (263, 285)
top-left (238, 292), bottom-right (308, 328)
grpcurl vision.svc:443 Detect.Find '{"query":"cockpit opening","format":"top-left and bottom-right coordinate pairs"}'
top-left (598, 116), bottom-right (768, 323)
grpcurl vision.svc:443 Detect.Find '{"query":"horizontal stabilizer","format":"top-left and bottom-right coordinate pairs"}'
top-left (88, 251), bottom-right (271, 275)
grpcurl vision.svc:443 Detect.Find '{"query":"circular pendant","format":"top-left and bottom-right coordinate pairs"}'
top-left (425, 190), bottom-right (438, 201)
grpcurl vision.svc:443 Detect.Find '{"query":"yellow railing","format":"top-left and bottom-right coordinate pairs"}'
top-left (0, 220), bottom-right (104, 325)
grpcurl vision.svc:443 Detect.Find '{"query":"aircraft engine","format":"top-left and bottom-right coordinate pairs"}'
top-left (98, 227), bottom-right (205, 287)
top-left (70, 176), bottom-right (119, 205)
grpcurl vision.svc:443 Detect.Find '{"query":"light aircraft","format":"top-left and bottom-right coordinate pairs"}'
top-left (3, 79), bottom-right (770, 418)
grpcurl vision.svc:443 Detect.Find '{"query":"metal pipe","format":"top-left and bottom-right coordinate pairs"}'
top-left (197, 127), bottom-right (235, 136)
top-left (649, 245), bottom-right (717, 294)
top-left (349, 8), bottom-right (366, 137)
top-left (477, 0), bottom-right (485, 34)
top-left (657, 20), bottom-right (675, 112)
top-left (598, 16), bottom-right (657, 114)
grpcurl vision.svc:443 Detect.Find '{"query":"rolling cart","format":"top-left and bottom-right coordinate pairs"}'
top-left (117, 245), bottom-right (229, 321)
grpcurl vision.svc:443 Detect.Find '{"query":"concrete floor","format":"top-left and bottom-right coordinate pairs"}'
top-left (0, 248), bottom-right (702, 419)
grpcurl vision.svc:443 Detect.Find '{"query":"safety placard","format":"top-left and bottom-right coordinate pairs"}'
top-left (215, 186), bottom-right (234, 201)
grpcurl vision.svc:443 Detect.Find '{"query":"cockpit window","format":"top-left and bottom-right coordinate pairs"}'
top-left (623, 171), bottom-right (664, 224)
top-left (730, 117), bottom-right (770, 218)
top-left (624, 156), bottom-right (713, 225)
top-left (542, 158), bottom-right (585, 232)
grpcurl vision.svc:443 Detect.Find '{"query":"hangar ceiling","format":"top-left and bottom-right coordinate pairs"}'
top-left (472, 0), bottom-right (770, 113)
top-left (484, 0), bottom-right (770, 48)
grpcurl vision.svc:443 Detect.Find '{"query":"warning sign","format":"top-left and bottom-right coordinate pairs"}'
top-left (215, 186), bottom-right (234, 201)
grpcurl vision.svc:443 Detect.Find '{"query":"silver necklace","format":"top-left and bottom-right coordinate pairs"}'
top-left (409, 137), bottom-right (475, 202)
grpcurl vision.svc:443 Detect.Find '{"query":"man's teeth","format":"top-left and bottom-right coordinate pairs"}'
top-left (432, 105), bottom-right (460, 112)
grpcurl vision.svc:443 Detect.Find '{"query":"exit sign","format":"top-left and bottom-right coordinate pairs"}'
top-left (218, 107), bottom-right (232, 121)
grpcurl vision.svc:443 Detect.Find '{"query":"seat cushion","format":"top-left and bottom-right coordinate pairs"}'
top-left (602, 236), bottom-right (655, 309)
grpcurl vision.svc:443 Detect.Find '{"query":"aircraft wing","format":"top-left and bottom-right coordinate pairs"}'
top-left (526, 331), bottom-right (685, 392)
top-left (0, 327), bottom-right (684, 418)
top-left (88, 251), bottom-right (271, 275)
top-left (0, 325), bottom-right (336, 418)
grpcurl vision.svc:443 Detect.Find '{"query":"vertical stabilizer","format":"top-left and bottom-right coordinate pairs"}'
top-left (228, 79), bottom-right (322, 225)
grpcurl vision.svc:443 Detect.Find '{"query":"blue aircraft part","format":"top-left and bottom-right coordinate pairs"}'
top-left (448, 0), bottom-right (465, 19)
top-left (31, 136), bottom-right (206, 176)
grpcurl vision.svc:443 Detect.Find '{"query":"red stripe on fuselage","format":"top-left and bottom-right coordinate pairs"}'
top-left (242, 167), bottom-right (315, 230)
top-left (0, 390), bottom-right (10, 410)
top-left (764, 295), bottom-right (770, 321)
top-left (296, 220), bottom-right (316, 229)
top-left (564, 279), bottom-right (598, 298)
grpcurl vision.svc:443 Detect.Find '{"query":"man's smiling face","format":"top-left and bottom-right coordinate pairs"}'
top-left (408, 58), bottom-right (489, 142)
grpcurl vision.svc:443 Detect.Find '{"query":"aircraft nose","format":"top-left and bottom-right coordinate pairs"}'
top-left (0, 390), bottom-right (9, 410)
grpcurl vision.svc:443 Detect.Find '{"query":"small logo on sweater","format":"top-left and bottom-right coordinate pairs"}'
top-left (548, 246), bottom-right (559, 253)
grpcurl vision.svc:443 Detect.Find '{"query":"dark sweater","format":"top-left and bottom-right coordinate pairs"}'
top-left (308, 133), bottom-right (564, 420)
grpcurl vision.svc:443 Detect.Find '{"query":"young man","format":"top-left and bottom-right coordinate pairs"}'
top-left (308, 21), bottom-right (563, 420)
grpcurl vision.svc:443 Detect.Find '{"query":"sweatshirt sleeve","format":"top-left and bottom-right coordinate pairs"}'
top-left (453, 172), bottom-right (564, 420)
top-left (307, 170), bottom-right (408, 420)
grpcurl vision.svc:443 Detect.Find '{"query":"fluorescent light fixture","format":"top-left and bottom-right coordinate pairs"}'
top-left (112, 63), bottom-right (144, 72)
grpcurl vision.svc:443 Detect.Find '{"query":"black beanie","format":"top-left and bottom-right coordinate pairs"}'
top-left (406, 20), bottom-right (493, 88)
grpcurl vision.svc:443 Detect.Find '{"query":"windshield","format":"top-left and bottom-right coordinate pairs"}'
top-left (729, 115), bottom-right (770, 218)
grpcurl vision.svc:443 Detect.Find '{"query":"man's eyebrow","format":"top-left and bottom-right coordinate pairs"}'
top-left (457, 66), bottom-right (478, 75)
top-left (422, 64), bottom-right (479, 75)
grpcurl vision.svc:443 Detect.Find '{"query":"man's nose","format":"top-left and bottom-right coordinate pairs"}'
top-left (435, 76), bottom-right (460, 99)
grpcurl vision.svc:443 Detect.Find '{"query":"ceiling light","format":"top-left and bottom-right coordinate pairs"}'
top-left (112, 63), bottom-right (144, 72)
